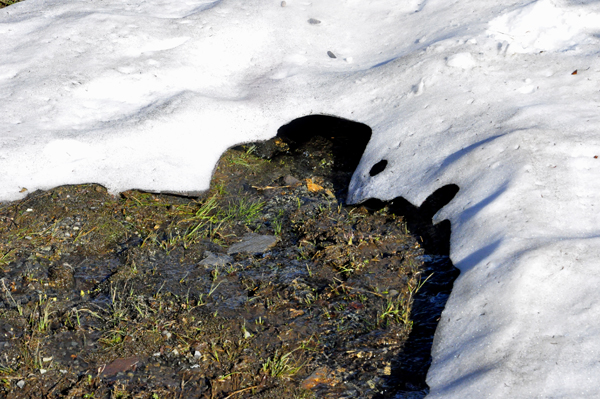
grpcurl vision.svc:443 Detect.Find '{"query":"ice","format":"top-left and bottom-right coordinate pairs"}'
top-left (2, 0), bottom-right (600, 396)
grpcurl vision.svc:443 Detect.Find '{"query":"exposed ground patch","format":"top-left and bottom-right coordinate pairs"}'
top-left (0, 116), bottom-right (458, 398)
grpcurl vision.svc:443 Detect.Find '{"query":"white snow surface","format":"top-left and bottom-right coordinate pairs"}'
top-left (2, 0), bottom-right (600, 396)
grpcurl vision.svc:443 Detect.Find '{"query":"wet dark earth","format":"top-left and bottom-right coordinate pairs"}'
top-left (0, 117), bottom-right (458, 398)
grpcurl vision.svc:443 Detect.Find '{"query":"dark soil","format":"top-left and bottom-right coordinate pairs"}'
top-left (0, 129), bottom-right (458, 398)
top-left (0, 0), bottom-right (21, 8)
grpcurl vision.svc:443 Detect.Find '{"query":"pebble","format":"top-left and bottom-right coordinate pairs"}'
top-left (101, 356), bottom-right (141, 377)
top-left (327, 51), bottom-right (337, 59)
top-left (284, 175), bottom-right (301, 186)
top-left (281, 1), bottom-right (286, 6)
top-left (227, 234), bottom-right (278, 255)
top-left (308, 18), bottom-right (321, 25)
top-left (199, 251), bottom-right (233, 268)
top-left (17, 380), bottom-right (25, 389)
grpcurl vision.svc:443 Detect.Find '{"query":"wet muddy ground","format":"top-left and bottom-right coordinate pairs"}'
top-left (0, 133), bottom-right (458, 398)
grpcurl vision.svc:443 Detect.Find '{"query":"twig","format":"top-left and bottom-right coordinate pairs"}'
top-left (251, 185), bottom-right (290, 190)
top-left (223, 385), bottom-right (259, 399)
top-left (332, 277), bottom-right (386, 298)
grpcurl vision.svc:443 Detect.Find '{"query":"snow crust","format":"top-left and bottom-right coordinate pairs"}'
top-left (2, 0), bottom-right (600, 396)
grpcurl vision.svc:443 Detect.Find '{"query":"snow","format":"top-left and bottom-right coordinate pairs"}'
top-left (2, 0), bottom-right (600, 396)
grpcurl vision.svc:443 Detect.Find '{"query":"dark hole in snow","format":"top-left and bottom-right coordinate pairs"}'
top-left (369, 159), bottom-right (388, 176)
top-left (273, 114), bottom-right (371, 203)
top-left (419, 184), bottom-right (460, 221)
top-left (276, 115), bottom-right (371, 170)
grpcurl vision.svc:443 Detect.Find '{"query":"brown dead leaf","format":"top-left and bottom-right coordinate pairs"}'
top-left (301, 366), bottom-right (339, 389)
top-left (306, 178), bottom-right (323, 193)
top-left (289, 308), bottom-right (305, 318)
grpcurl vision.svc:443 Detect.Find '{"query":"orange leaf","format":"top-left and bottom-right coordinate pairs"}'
top-left (306, 178), bottom-right (323, 193)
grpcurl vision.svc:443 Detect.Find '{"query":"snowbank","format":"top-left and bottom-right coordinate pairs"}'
top-left (2, 0), bottom-right (600, 396)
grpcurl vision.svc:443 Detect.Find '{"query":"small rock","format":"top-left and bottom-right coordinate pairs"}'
top-left (17, 380), bottom-right (25, 389)
top-left (281, 1), bottom-right (286, 6)
top-left (194, 351), bottom-right (201, 359)
top-left (162, 330), bottom-right (172, 340)
top-left (308, 18), bottom-right (321, 25)
top-left (199, 251), bottom-right (233, 268)
top-left (327, 51), bottom-right (337, 59)
top-left (388, 289), bottom-right (399, 297)
top-left (284, 175), bottom-right (301, 186)
top-left (100, 356), bottom-right (141, 377)
top-left (39, 369), bottom-right (47, 374)
top-left (227, 234), bottom-right (278, 255)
